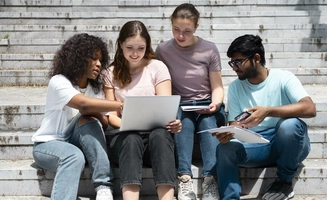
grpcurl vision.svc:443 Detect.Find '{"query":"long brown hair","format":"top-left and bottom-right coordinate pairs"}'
top-left (111, 20), bottom-right (156, 87)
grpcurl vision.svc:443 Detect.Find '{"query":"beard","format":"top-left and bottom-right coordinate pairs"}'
top-left (238, 62), bottom-right (258, 80)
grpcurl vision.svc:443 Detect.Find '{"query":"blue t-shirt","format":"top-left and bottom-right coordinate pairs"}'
top-left (227, 69), bottom-right (309, 132)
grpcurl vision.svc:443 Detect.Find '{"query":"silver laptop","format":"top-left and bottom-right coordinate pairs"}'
top-left (119, 95), bottom-right (181, 132)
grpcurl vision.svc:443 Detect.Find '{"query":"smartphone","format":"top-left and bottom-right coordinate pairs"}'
top-left (234, 111), bottom-right (251, 122)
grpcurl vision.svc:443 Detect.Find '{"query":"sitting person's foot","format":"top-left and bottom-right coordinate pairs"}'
top-left (262, 179), bottom-right (294, 200)
top-left (202, 176), bottom-right (220, 200)
top-left (95, 185), bottom-right (113, 200)
top-left (178, 174), bottom-right (197, 200)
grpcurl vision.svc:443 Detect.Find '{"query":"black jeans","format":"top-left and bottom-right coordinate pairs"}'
top-left (108, 128), bottom-right (176, 188)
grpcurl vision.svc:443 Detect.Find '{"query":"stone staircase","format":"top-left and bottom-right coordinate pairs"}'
top-left (0, 0), bottom-right (327, 199)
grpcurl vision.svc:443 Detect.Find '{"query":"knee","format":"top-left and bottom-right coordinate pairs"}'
top-left (216, 142), bottom-right (243, 161)
top-left (64, 149), bottom-right (85, 168)
top-left (122, 133), bottom-right (143, 148)
top-left (276, 118), bottom-right (307, 139)
top-left (149, 128), bottom-right (171, 141)
top-left (78, 115), bottom-right (98, 126)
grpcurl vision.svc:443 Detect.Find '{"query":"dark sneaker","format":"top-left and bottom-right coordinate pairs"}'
top-left (202, 176), bottom-right (220, 200)
top-left (262, 179), bottom-right (294, 200)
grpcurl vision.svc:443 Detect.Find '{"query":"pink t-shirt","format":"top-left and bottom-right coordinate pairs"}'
top-left (155, 37), bottom-right (222, 102)
top-left (103, 59), bottom-right (171, 102)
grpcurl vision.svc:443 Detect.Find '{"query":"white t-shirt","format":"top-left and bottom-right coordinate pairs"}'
top-left (31, 74), bottom-right (104, 142)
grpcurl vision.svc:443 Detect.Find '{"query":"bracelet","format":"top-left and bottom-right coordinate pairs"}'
top-left (120, 102), bottom-right (123, 111)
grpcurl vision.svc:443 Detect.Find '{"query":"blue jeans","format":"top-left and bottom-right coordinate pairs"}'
top-left (33, 117), bottom-right (113, 200)
top-left (108, 128), bottom-right (176, 188)
top-left (216, 118), bottom-right (310, 200)
top-left (174, 99), bottom-right (226, 177)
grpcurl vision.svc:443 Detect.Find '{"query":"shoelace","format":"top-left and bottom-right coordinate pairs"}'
top-left (203, 180), bottom-right (218, 197)
top-left (180, 181), bottom-right (193, 195)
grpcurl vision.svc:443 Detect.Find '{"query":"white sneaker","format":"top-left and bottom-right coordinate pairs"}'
top-left (95, 185), bottom-right (113, 200)
top-left (202, 176), bottom-right (220, 200)
top-left (178, 175), bottom-right (197, 200)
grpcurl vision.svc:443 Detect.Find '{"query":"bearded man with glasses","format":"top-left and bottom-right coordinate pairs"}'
top-left (212, 34), bottom-right (316, 200)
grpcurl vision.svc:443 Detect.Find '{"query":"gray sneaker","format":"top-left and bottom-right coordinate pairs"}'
top-left (178, 175), bottom-right (197, 200)
top-left (202, 176), bottom-right (220, 200)
top-left (262, 179), bottom-right (294, 200)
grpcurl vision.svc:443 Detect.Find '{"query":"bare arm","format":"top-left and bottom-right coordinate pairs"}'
top-left (67, 93), bottom-right (121, 113)
top-left (214, 97), bottom-right (316, 144)
top-left (103, 86), bottom-right (122, 128)
top-left (239, 96), bottom-right (316, 128)
top-left (197, 71), bottom-right (224, 114)
top-left (210, 71), bottom-right (224, 108)
top-left (155, 79), bottom-right (172, 95)
top-left (256, 96), bottom-right (316, 118)
top-left (65, 93), bottom-right (121, 130)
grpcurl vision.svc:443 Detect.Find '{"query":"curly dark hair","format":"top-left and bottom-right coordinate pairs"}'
top-left (49, 33), bottom-right (110, 93)
top-left (111, 20), bottom-right (156, 87)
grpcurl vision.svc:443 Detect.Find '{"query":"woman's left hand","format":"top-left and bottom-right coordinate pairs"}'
top-left (196, 103), bottom-right (218, 114)
top-left (167, 119), bottom-right (182, 133)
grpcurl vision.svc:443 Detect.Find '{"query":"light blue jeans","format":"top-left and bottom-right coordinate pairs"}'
top-left (174, 99), bottom-right (226, 177)
top-left (33, 117), bottom-right (113, 200)
top-left (216, 118), bottom-right (310, 200)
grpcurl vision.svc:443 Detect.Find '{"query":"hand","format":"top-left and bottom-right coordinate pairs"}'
top-left (167, 119), bottom-right (182, 133)
top-left (196, 103), bottom-right (218, 115)
top-left (238, 106), bottom-right (269, 128)
top-left (212, 131), bottom-right (234, 144)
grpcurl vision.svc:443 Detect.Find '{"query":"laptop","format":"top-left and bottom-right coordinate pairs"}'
top-left (118, 95), bottom-right (181, 132)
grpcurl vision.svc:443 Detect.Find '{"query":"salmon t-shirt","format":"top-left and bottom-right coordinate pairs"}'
top-left (103, 59), bottom-right (171, 102)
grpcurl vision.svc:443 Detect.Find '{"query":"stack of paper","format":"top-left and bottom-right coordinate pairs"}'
top-left (180, 105), bottom-right (210, 111)
top-left (198, 126), bottom-right (269, 143)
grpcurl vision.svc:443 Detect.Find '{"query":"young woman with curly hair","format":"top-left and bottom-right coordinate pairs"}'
top-left (103, 20), bottom-right (182, 200)
top-left (32, 33), bottom-right (122, 200)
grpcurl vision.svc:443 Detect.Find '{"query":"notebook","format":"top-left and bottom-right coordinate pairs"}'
top-left (198, 126), bottom-right (269, 143)
top-left (119, 95), bottom-right (181, 132)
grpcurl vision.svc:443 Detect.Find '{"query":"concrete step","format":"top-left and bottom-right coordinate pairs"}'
top-left (0, 195), bottom-right (327, 200)
top-left (1, 85), bottom-right (326, 129)
top-left (2, 0), bottom-right (327, 7)
top-left (0, 10), bottom-right (325, 22)
top-left (2, 52), bottom-right (326, 70)
top-left (1, 68), bottom-right (326, 86)
top-left (0, 158), bottom-right (326, 197)
top-left (0, 126), bottom-right (326, 160)
top-left (0, 127), bottom-right (326, 160)
top-left (1, 37), bottom-right (326, 54)
top-left (1, 24), bottom-right (327, 42)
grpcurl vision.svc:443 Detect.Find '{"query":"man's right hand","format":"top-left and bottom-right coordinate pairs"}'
top-left (212, 131), bottom-right (234, 144)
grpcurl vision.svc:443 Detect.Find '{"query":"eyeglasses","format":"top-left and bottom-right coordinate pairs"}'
top-left (228, 55), bottom-right (253, 68)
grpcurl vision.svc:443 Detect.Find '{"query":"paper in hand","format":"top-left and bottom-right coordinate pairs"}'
top-left (180, 105), bottom-right (210, 111)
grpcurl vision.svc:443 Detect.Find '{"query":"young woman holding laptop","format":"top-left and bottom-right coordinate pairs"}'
top-left (103, 20), bottom-right (181, 200)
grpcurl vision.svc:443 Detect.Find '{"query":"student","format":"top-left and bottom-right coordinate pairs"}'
top-left (31, 33), bottom-right (121, 200)
top-left (213, 34), bottom-right (316, 200)
top-left (103, 20), bottom-right (182, 200)
top-left (155, 3), bottom-right (226, 200)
